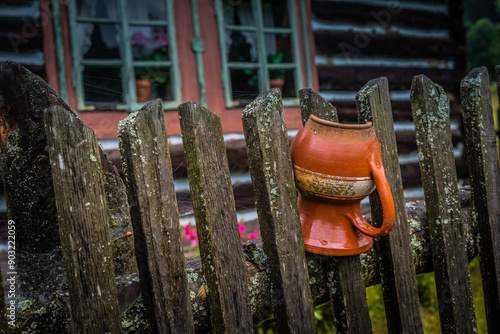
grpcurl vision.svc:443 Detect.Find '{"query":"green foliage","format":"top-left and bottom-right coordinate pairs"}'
top-left (466, 18), bottom-right (500, 74)
top-left (267, 52), bottom-right (286, 80)
top-left (135, 47), bottom-right (169, 84)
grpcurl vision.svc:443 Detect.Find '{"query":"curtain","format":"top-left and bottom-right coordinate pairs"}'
top-left (76, 0), bottom-right (165, 59)
top-left (223, 2), bottom-right (276, 62)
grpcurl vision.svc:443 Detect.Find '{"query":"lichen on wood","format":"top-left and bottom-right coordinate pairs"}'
top-left (461, 67), bottom-right (500, 332)
top-left (119, 99), bottom-right (194, 333)
top-left (178, 101), bottom-right (253, 333)
top-left (0, 62), bottom-right (135, 316)
top-left (242, 89), bottom-right (317, 333)
top-left (356, 77), bottom-right (423, 333)
top-left (44, 105), bottom-right (123, 333)
top-left (13, 193), bottom-right (479, 332)
top-left (411, 75), bottom-right (477, 333)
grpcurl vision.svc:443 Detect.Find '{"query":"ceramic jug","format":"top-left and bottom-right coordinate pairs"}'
top-left (290, 115), bottom-right (395, 256)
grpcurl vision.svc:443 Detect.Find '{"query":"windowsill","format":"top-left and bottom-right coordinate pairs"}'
top-left (77, 100), bottom-right (181, 113)
top-left (227, 97), bottom-right (300, 109)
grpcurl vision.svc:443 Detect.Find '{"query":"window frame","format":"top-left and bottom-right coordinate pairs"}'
top-left (67, 0), bottom-right (181, 111)
top-left (215, 0), bottom-right (303, 108)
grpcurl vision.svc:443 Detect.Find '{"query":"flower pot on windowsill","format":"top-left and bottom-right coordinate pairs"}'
top-left (136, 79), bottom-right (153, 103)
top-left (270, 78), bottom-right (284, 92)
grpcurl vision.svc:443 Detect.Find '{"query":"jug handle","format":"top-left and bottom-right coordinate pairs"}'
top-left (348, 156), bottom-right (396, 238)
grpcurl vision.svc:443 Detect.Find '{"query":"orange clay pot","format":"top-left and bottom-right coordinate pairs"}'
top-left (290, 115), bottom-right (395, 256)
top-left (135, 79), bottom-right (152, 103)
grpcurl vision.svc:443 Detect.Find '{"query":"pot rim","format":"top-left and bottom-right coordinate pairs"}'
top-left (309, 115), bottom-right (373, 129)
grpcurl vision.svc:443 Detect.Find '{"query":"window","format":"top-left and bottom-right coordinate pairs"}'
top-left (68, 0), bottom-right (180, 111)
top-left (216, 0), bottom-right (303, 107)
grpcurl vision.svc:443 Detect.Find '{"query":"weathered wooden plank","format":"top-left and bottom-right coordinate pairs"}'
top-left (299, 88), bottom-right (372, 334)
top-left (497, 66), bottom-right (500, 167)
top-left (14, 191), bottom-right (481, 332)
top-left (178, 102), bottom-right (253, 334)
top-left (118, 99), bottom-right (195, 333)
top-left (299, 87), bottom-right (337, 126)
top-left (410, 75), bottom-right (477, 333)
top-left (498, 66), bottom-right (500, 151)
top-left (356, 77), bottom-right (423, 333)
top-left (44, 106), bottom-right (122, 334)
top-left (461, 67), bottom-right (500, 332)
top-left (299, 88), bottom-right (337, 125)
top-left (0, 61), bottom-right (67, 301)
top-left (326, 256), bottom-right (373, 334)
top-left (242, 89), bottom-right (317, 333)
top-left (0, 61), bottom-right (135, 303)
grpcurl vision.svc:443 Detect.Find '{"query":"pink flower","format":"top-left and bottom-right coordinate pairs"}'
top-left (248, 230), bottom-right (260, 240)
top-left (131, 32), bottom-right (147, 46)
top-left (238, 223), bottom-right (245, 240)
top-left (184, 223), bottom-right (197, 240)
top-left (154, 28), bottom-right (168, 47)
top-left (184, 223), bottom-right (199, 248)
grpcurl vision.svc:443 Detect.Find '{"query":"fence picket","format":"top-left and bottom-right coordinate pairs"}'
top-left (411, 75), bottom-right (477, 333)
top-left (242, 89), bottom-right (317, 333)
top-left (461, 67), bottom-right (500, 332)
top-left (299, 88), bottom-right (373, 334)
top-left (178, 102), bottom-right (253, 334)
top-left (44, 106), bottom-right (122, 334)
top-left (356, 78), bottom-right (424, 333)
top-left (299, 88), bottom-right (338, 126)
top-left (118, 99), bottom-right (195, 333)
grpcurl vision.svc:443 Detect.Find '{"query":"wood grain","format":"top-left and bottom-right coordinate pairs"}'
top-left (461, 67), bottom-right (500, 332)
top-left (178, 101), bottom-right (253, 334)
top-left (356, 77), bottom-right (423, 333)
top-left (411, 75), bottom-right (477, 333)
top-left (44, 105), bottom-right (122, 334)
top-left (242, 89), bottom-right (317, 333)
top-left (119, 99), bottom-right (195, 333)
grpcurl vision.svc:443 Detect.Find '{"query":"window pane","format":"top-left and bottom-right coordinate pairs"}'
top-left (77, 0), bottom-right (118, 19)
top-left (223, 0), bottom-right (254, 27)
top-left (230, 68), bottom-right (260, 103)
top-left (134, 66), bottom-right (172, 102)
top-left (131, 26), bottom-right (169, 60)
top-left (227, 31), bottom-right (258, 62)
top-left (78, 23), bottom-right (121, 60)
top-left (269, 68), bottom-right (296, 98)
top-left (262, 0), bottom-right (290, 28)
top-left (265, 33), bottom-right (293, 60)
top-left (82, 66), bottom-right (124, 105)
top-left (127, 0), bottom-right (167, 21)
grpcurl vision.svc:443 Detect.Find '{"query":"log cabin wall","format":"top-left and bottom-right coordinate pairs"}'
top-left (311, 0), bottom-right (468, 187)
top-left (312, 0), bottom-right (466, 116)
top-left (0, 0), bottom-right (47, 81)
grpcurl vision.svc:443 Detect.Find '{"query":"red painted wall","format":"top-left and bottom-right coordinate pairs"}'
top-left (63, 0), bottom-right (318, 139)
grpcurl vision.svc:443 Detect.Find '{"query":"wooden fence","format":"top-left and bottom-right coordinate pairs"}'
top-left (11, 66), bottom-right (500, 333)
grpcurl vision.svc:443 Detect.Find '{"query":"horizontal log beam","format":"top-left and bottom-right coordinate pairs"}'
top-left (318, 66), bottom-right (464, 92)
top-left (314, 31), bottom-right (465, 66)
top-left (312, 0), bottom-right (451, 30)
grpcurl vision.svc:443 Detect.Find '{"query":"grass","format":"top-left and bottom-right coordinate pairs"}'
top-left (365, 255), bottom-right (486, 333)
top-left (490, 84), bottom-right (500, 162)
top-left (256, 255), bottom-right (486, 333)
